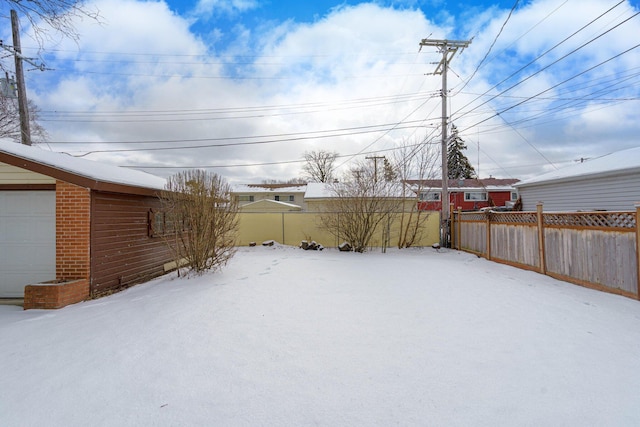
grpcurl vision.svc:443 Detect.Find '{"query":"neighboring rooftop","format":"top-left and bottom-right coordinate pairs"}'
top-left (233, 183), bottom-right (307, 193)
top-left (239, 199), bottom-right (302, 211)
top-left (405, 178), bottom-right (520, 190)
top-left (304, 182), bottom-right (332, 199)
top-left (516, 147), bottom-right (640, 187)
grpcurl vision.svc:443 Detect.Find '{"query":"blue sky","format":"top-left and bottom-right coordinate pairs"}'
top-left (177, 0), bottom-right (523, 55)
top-left (1, 0), bottom-right (639, 183)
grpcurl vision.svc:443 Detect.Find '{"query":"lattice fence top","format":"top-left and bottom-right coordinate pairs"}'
top-left (456, 210), bottom-right (636, 229)
top-left (492, 212), bottom-right (537, 224)
top-left (544, 211), bottom-right (636, 229)
top-left (457, 211), bottom-right (537, 223)
top-left (457, 212), bottom-right (486, 221)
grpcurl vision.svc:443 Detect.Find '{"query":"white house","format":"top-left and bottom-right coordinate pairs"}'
top-left (232, 184), bottom-right (307, 210)
top-left (515, 147), bottom-right (640, 211)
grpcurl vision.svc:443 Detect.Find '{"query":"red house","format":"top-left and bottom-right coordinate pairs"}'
top-left (407, 178), bottom-right (520, 211)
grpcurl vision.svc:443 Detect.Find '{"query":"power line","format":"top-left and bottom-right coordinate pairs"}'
top-left (459, 42), bottom-right (640, 134)
top-left (455, 0), bottom-right (520, 95)
top-left (38, 91), bottom-right (441, 123)
top-left (48, 120), bottom-right (431, 145)
top-left (452, 1), bottom-right (632, 121)
top-left (117, 140), bottom-right (435, 170)
top-left (40, 66), bottom-right (426, 81)
top-left (67, 124), bottom-right (435, 156)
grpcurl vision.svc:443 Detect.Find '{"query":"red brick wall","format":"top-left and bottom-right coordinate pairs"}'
top-left (24, 279), bottom-right (89, 310)
top-left (56, 181), bottom-right (91, 281)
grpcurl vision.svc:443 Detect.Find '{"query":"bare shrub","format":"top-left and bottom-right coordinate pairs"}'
top-left (394, 138), bottom-right (439, 248)
top-left (319, 160), bottom-right (403, 253)
top-left (161, 170), bottom-right (238, 275)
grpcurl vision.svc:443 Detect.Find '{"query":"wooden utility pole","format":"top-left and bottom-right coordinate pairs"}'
top-left (11, 9), bottom-right (31, 145)
top-left (366, 155), bottom-right (385, 182)
top-left (419, 38), bottom-right (471, 247)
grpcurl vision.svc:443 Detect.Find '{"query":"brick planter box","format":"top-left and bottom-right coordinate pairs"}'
top-left (23, 279), bottom-right (90, 310)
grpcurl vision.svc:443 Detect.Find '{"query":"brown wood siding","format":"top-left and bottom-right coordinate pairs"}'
top-left (90, 191), bottom-right (174, 295)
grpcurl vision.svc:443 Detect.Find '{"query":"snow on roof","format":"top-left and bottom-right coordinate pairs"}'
top-left (0, 140), bottom-right (167, 190)
top-left (233, 184), bottom-right (307, 193)
top-left (240, 199), bottom-right (302, 210)
top-left (305, 182), bottom-right (408, 198)
top-left (405, 178), bottom-right (519, 191)
top-left (516, 146), bottom-right (640, 187)
top-left (304, 182), bottom-right (333, 198)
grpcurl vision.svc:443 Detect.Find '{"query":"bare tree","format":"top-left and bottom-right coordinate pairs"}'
top-left (161, 170), bottom-right (239, 275)
top-left (0, 96), bottom-right (47, 142)
top-left (302, 150), bottom-right (338, 183)
top-left (1, 0), bottom-right (100, 47)
top-left (394, 137), bottom-right (439, 248)
top-left (319, 160), bottom-right (402, 252)
top-left (261, 178), bottom-right (307, 185)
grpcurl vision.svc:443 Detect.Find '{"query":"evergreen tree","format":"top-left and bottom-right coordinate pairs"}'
top-left (447, 124), bottom-right (476, 179)
top-left (383, 157), bottom-right (398, 182)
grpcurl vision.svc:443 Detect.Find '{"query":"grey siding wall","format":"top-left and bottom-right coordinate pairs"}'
top-left (518, 172), bottom-right (640, 211)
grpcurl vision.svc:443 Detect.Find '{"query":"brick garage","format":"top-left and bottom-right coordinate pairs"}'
top-left (0, 140), bottom-right (175, 309)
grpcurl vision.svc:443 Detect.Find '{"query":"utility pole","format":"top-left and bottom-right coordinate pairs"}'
top-left (11, 10), bottom-right (31, 145)
top-left (366, 155), bottom-right (385, 182)
top-left (2, 10), bottom-right (46, 145)
top-left (419, 38), bottom-right (471, 247)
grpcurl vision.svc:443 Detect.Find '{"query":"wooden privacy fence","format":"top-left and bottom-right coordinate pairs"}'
top-left (237, 211), bottom-right (440, 249)
top-left (451, 203), bottom-right (640, 300)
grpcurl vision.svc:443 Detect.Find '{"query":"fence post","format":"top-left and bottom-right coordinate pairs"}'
top-left (457, 207), bottom-right (462, 250)
top-left (449, 203), bottom-right (454, 248)
top-left (449, 205), bottom-right (455, 249)
top-left (635, 202), bottom-right (640, 300)
top-left (282, 213), bottom-right (285, 245)
top-left (537, 202), bottom-right (546, 275)
top-left (486, 210), bottom-right (491, 260)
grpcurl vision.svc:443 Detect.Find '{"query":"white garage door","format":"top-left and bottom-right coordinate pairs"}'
top-left (0, 191), bottom-right (55, 298)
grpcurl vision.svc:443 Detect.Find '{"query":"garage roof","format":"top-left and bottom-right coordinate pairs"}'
top-left (0, 140), bottom-right (167, 196)
top-left (516, 146), bottom-right (640, 188)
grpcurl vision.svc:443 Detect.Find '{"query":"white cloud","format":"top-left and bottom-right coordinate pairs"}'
top-left (15, 0), bottom-right (640, 184)
top-left (191, 0), bottom-right (260, 21)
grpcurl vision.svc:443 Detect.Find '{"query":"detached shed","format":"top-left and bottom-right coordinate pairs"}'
top-left (0, 140), bottom-right (175, 309)
top-left (515, 147), bottom-right (640, 211)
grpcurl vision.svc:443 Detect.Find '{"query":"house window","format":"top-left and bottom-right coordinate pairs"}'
top-left (275, 195), bottom-right (280, 201)
top-left (511, 191), bottom-right (518, 201)
top-left (237, 195), bottom-right (254, 202)
top-left (288, 195), bottom-right (295, 202)
top-left (420, 192), bottom-right (440, 201)
top-left (464, 191), bottom-right (487, 201)
top-left (149, 209), bottom-right (172, 237)
top-left (148, 209), bottom-right (189, 237)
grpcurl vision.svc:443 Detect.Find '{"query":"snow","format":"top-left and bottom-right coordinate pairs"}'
top-left (304, 182), bottom-right (332, 199)
top-left (240, 199), bottom-right (302, 210)
top-left (516, 146), bottom-right (640, 187)
top-left (0, 139), bottom-right (167, 190)
top-left (305, 182), bottom-right (407, 198)
top-left (233, 184), bottom-right (308, 193)
top-left (1, 246), bottom-right (639, 426)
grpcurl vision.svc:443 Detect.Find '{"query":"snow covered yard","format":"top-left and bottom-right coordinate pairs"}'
top-left (1, 246), bottom-right (639, 426)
